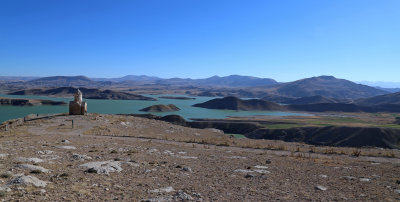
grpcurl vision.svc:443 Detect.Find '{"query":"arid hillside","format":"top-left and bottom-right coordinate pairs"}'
top-left (0, 114), bottom-right (399, 201)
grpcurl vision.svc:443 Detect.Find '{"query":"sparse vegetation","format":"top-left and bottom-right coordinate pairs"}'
top-left (351, 149), bottom-right (362, 157)
top-left (0, 173), bottom-right (11, 178)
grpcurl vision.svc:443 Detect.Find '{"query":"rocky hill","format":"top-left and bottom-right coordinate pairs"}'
top-left (264, 76), bottom-right (387, 99)
top-left (283, 95), bottom-right (340, 105)
top-left (193, 96), bottom-right (285, 111)
top-left (356, 92), bottom-right (400, 106)
top-left (195, 96), bottom-right (400, 113)
top-left (140, 104), bottom-right (180, 112)
top-left (9, 87), bottom-right (156, 100)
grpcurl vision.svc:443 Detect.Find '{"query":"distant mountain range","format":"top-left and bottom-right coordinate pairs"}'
top-left (91, 75), bottom-right (161, 82)
top-left (24, 76), bottom-right (113, 87)
top-left (0, 76), bottom-right (40, 81)
top-left (0, 74), bottom-right (396, 101)
top-left (358, 81), bottom-right (400, 88)
top-left (91, 75), bottom-right (278, 87)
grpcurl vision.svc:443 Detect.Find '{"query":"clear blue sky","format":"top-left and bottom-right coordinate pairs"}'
top-left (0, 0), bottom-right (399, 82)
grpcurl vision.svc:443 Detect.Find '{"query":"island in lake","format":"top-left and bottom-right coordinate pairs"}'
top-left (140, 104), bottom-right (181, 112)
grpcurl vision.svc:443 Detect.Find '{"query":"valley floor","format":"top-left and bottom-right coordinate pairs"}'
top-left (0, 114), bottom-right (399, 201)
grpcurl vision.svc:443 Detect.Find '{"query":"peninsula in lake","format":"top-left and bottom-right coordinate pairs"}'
top-left (0, 97), bottom-right (66, 106)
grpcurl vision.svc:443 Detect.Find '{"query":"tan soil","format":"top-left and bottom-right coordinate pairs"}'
top-left (0, 114), bottom-right (399, 201)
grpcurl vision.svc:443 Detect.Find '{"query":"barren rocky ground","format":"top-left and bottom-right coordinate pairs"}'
top-left (0, 114), bottom-right (399, 201)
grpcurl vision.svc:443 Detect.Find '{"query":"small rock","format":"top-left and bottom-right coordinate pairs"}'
top-left (395, 189), bottom-right (400, 194)
top-left (245, 173), bottom-right (256, 178)
top-left (34, 189), bottom-right (46, 195)
top-left (343, 176), bottom-right (356, 180)
top-left (126, 161), bottom-right (140, 167)
top-left (265, 160), bottom-right (272, 164)
top-left (40, 155), bottom-right (60, 161)
top-left (359, 178), bottom-right (371, 182)
top-left (315, 185), bottom-right (327, 191)
top-left (182, 167), bottom-right (192, 172)
top-left (61, 139), bottom-right (70, 143)
top-left (150, 186), bottom-right (175, 193)
top-left (254, 165), bottom-right (268, 169)
top-left (37, 150), bottom-right (54, 155)
top-left (319, 174), bottom-right (328, 178)
top-left (16, 157), bottom-right (44, 163)
top-left (57, 146), bottom-right (76, 150)
top-left (179, 156), bottom-right (198, 159)
top-left (72, 153), bottom-right (92, 161)
top-left (8, 175), bottom-right (48, 187)
top-left (0, 154), bottom-right (8, 159)
top-left (253, 169), bottom-right (270, 174)
top-left (80, 160), bottom-right (122, 174)
top-left (15, 164), bottom-right (50, 173)
top-left (0, 186), bottom-right (11, 192)
top-left (147, 148), bottom-right (158, 153)
top-left (234, 169), bottom-right (254, 173)
top-left (174, 191), bottom-right (194, 200)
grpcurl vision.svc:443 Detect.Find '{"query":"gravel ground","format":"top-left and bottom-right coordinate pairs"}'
top-left (0, 114), bottom-right (399, 201)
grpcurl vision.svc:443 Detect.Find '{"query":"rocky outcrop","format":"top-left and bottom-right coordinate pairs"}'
top-left (140, 104), bottom-right (180, 112)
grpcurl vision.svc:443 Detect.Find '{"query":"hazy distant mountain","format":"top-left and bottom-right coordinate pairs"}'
top-left (28, 76), bottom-right (91, 85)
top-left (355, 92), bottom-right (400, 106)
top-left (93, 75), bottom-right (277, 87)
top-left (92, 75), bottom-right (162, 82)
top-left (0, 76), bottom-right (41, 81)
top-left (374, 87), bottom-right (400, 93)
top-left (194, 75), bottom-right (278, 87)
top-left (265, 76), bottom-right (388, 99)
top-left (26, 76), bottom-right (111, 87)
top-left (358, 81), bottom-right (400, 88)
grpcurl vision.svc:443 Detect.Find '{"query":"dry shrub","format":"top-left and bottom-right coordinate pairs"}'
top-left (351, 149), bottom-right (362, 157)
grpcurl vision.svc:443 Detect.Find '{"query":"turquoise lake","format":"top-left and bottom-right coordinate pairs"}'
top-left (0, 94), bottom-right (309, 123)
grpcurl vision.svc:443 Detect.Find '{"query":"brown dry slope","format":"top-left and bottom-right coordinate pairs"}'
top-left (0, 114), bottom-right (399, 201)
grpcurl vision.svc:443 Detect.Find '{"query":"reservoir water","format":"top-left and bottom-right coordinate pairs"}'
top-left (0, 94), bottom-right (309, 123)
